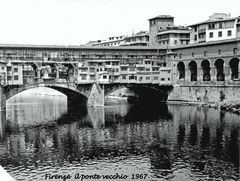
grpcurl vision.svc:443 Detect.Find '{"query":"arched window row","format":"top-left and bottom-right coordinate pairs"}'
top-left (176, 58), bottom-right (239, 82)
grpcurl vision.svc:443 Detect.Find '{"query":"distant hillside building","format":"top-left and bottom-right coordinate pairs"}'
top-left (84, 41), bottom-right (99, 46)
top-left (189, 13), bottom-right (240, 44)
top-left (156, 26), bottom-right (191, 47)
top-left (148, 15), bottom-right (191, 47)
top-left (92, 36), bottom-right (125, 46)
top-left (148, 15), bottom-right (174, 46)
top-left (85, 13), bottom-right (240, 47)
top-left (121, 31), bottom-right (149, 46)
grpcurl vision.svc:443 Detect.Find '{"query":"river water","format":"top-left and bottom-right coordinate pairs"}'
top-left (0, 89), bottom-right (239, 181)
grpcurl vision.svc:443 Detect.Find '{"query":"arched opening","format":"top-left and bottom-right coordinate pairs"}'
top-left (65, 63), bottom-right (75, 80)
top-left (127, 85), bottom-right (172, 103)
top-left (5, 84), bottom-right (89, 110)
top-left (39, 63), bottom-right (58, 79)
top-left (177, 61), bottom-right (185, 80)
top-left (188, 61), bottom-right (197, 81)
top-left (59, 63), bottom-right (75, 80)
top-left (48, 63), bottom-right (57, 78)
top-left (63, 52), bottom-right (70, 61)
top-left (6, 87), bottom-right (68, 131)
top-left (201, 60), bottom-right (211, 81)
top-left (229, 58), bottom-right (239, 80)
top-left (214, 59), bottom-right (225, 81)
top-left (22, 63), bottom-right (38, 84)
top-left (39, 65), bottom-right (51, 79)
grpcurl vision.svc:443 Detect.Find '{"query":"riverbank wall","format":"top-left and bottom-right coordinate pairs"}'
top-left (104, 85), bottom-right (240, 114)
top-left (168, 84), bottom-right (240, 113)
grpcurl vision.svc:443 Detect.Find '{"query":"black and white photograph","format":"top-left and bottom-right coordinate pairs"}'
top-left (0, 0), bottom-right (239, 180)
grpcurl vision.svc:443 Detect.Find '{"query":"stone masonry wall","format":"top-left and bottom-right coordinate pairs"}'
top-left (87, 83), bottom-right (104, 107)
top-left (168, 85), bottom-right (240, 104)
top-left (0, 87), bottom-right (6, 111)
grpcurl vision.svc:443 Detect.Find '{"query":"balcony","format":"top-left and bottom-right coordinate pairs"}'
top-left (198, 28), bottom-right (206, 33)
top-left (120, 64), bottom-right (129, 67)
top-left (78, 69), bottom-right (88, 74)
top-left (136, 64), bottom-right (145, 68)
top-left (89, 71), bottom-right (96, 75)
top-left (157, 37), bottom-right (170, 41)
top-left (236, 18), bottom-right (240, 24)
top-left (109, 69), bottom-right (120, 75)
top-left (7, 71), bottom-right (12, 76)
top-left (129, 68), bottom-right (136, 74)
top-left (198, 39), bottom-right (206, 43)
top-left (179, 36), bottom-right (190, 41)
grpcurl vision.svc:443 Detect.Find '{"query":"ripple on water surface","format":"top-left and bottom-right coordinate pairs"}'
top-left (0, 94), bottom-right (239, 181)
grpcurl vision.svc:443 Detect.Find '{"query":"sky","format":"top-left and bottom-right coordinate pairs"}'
top-left (0, 0), bottom-right (239, 46)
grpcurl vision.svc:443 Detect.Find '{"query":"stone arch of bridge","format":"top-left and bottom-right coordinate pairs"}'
top-left (104, 84), bottom-right (162, 96)
top-left (41, 63), bottom-right (58, 78)
top-left (3, 83), bottom-right (91, 106)
top-left (104, 84), bottom-right (129, 96)
top-left (23, 62), bottom-right (39, 79)
top-left (104, 84), bottom-right (172, 102)
top-left (62, 63), bottom-right (75, 80)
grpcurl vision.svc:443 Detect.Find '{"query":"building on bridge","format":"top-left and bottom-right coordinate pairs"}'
top-left (0, 45), bottom-right (171, 86)
top-left (5, 61), bottom-right (23, 85)
top-left (0, 45), bottom-right (174, 110)
top-left (76, 59), bottom-right (171, 85)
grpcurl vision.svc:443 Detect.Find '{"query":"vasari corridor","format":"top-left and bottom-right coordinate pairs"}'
top-left (0, 3), bottom-right (239, 181)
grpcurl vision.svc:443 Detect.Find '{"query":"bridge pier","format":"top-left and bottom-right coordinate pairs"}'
top-left (0, 86), bottom-right (6, 112)
top-left (0, 109), bottom-right (6, 139)
top-left (87, 83), bottom-right (104, 107)
top-left (0, 86), bottom-right (6, 139)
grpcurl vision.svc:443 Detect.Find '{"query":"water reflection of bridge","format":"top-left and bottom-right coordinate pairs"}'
top-left (0, 103), bottom-right (239, 177)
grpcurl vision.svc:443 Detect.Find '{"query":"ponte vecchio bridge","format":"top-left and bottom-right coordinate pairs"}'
top-left (0, 38), bottom-right (239, 111)
top-left (0, 45), bottom-right (173, 111)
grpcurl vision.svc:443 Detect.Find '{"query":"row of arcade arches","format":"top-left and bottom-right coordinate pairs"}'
top-left (177, 58), bottom-right (240, 81)
top-left (23, 62), bottom-right (75, 80)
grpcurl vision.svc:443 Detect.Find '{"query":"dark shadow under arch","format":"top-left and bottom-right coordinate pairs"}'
top-left (188, 61), bottom-right (197, 81)
top-left (201, 60), bottom-right (211, 81)
top-left (229, 58), bottom-right (239, 80)
top-left (177, 61), bottom-right (185, 80)
top-left (215, 59), bottom-right (225, 81)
